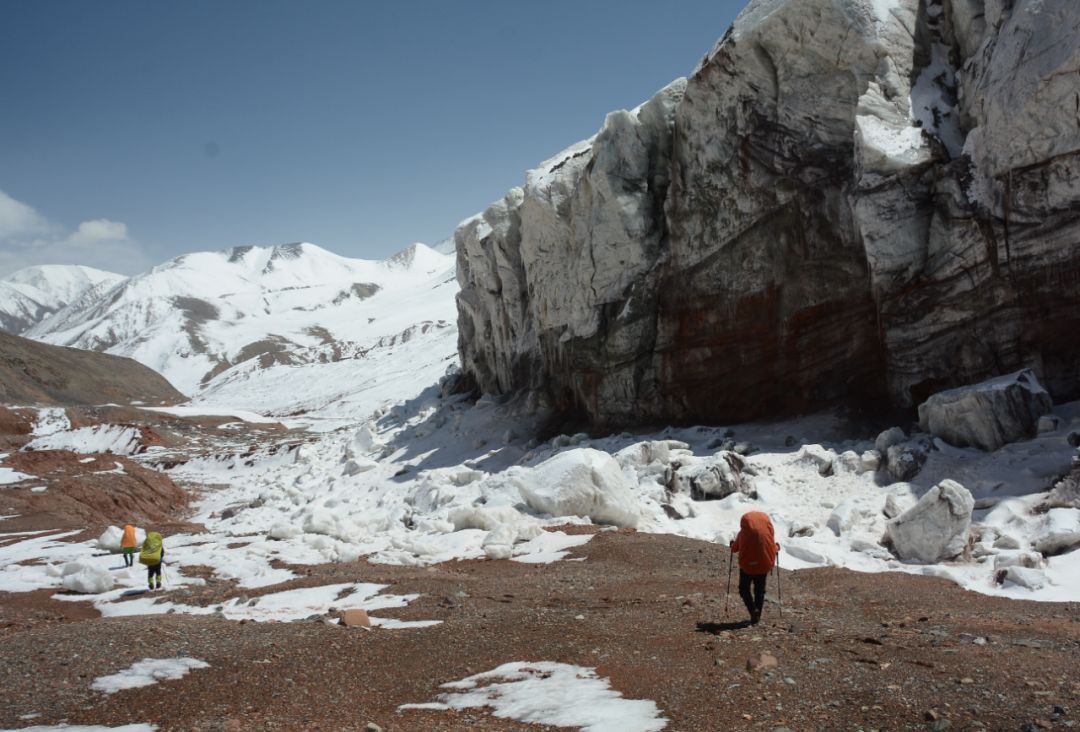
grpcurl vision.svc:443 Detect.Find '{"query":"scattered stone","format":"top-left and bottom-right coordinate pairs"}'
top-left (884, 493), bottom-right (914, 519)
top-left (674, 451), bottom-right (751, 501)
top-left (1000, 566), bottom-right (1049, 591)
top-left (885, 480), bottom-right (974, 563)
top-left (833, 450), bottom-right (863, 474)
top-left (1068, 431), bottom-right (1080, 448)
top-left (917, 370), bottom-right (1053, 452)
top-left (784, 436), bottom-right (797, 447)
top-left (886, 442), bottom-right (929, 482)
top-left (827, 499), bottom-right (862, 536)
top-left (876, 427), bottom-right (907, 457)
top-left (1037, 415), bottom-right (1059, 434)
top-left (1045, 465), bottom-right (1080, 509)
top-left (992, 533), bottom-right (1022, 550)
top-left (860, 450), bottom-right (882, 473)
top-left (993, 551), bottom-right (1044, 571)
top-left (746, 652), bottom-right (778, 672)
top-left (1031, 508), bottom-right (1080, 555)
top-left (365, 723), bottom-right (383, 732)
top-left (339, 608), bottom-right (371, 628)
top-left (796, 444), bottom-right (836, 476)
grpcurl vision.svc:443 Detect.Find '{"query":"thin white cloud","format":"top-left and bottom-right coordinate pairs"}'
top-left (0, 189), bottom-right (151, 277)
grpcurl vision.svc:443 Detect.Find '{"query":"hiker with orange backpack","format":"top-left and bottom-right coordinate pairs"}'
top-left (729, 511), bottom-right (780, 625)
top-left (139, 531), bottom-right (165, 591)
top-left (120, 524), bottom-right (138, 567)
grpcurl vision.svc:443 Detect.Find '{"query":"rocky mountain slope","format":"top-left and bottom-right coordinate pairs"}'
top-left (0, 265), bottom-right (125, 335)
top-left (0, 331), bottom-right (184, 406)
top-left (456, 0), bottom-right (1080, 428)
top-left (27, 242), bottom-right (457, 401)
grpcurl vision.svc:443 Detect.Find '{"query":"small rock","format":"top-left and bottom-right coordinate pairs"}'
top-left (993, 533), bottom-right (1022, 550)
top-left (365, 724), bottom-right (383, 732)
top-left (1067, 431), bottom-right (1080, 448)
top-left (784, 436), bottom-right (797, 447)
top-left (746, 652), bottom-right (778, 672)
top-left (339, 608), bottom-right (371, 628)
top-left (1037, 415), bottom-right (1059, 434)
top-left (875, 426), bottom-right (907, 457)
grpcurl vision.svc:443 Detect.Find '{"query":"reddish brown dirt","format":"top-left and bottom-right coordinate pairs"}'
top-left (0, 530), bottom-right (1076, 731)
top-left (0, 450), bottom-right (188, 531)
top-left (0, 405), bottom-right (36, 450)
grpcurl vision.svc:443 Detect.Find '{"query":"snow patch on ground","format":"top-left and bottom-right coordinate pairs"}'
top-left (91, 658), bottom-right (209, 694)
top-left (142, 406), bottom-right (279, 424)
top-left (400, 661), bottom-right (667, 732)
top-left (0, 466), bottom-right (32, 485)
top-left (24, 425), bottom-right (141, 455)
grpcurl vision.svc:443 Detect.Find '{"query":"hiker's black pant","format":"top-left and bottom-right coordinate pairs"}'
top-left (147, 563), bottom-right (162, 587)
top-left (739, 570), bottom-right (767, 616)
top-left (123, 548), bottom-right (135, 567)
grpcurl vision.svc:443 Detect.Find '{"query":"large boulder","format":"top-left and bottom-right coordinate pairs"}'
top-left (884, 479), bottom-right (974, 563)
top-left (671, 452), bottom-right (750, 500)
top-left (917, 370), bottom-right (1053, 451)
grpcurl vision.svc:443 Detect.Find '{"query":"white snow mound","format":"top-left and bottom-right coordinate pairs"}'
top-left (61, 561), bottom-right (115, 594)
top-left (517, 449), bottom-right (641, 528)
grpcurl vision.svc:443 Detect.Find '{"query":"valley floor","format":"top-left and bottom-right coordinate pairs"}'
top-left (1, 527), bottom-right (1078, 732)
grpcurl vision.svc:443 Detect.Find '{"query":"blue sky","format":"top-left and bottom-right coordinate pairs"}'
top-left (0, 0), bottom-right (745, 275)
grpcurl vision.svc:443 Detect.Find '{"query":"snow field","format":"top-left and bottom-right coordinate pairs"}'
top-left (400, 661), bottom-right (667, 732)
top-left (138, 388), bottom-right (1078, 603)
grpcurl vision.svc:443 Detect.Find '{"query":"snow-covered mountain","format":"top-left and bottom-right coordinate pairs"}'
top-left (0, 265), bottom-right (125, 334)
top-left (28, 242), bottom-right (458, 406)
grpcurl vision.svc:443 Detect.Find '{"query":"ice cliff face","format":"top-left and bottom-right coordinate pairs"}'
top-left (456, 0), bottom-right (1080, 428)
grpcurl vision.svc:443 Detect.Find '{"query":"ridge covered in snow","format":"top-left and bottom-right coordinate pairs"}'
top-left (0, 265), bottom-right (125, 335)
top-left (27, 242), bottom-right (457, 409)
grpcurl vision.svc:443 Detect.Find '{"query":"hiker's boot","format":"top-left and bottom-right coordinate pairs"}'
top-left (750, 610), bottom-right (761, 625)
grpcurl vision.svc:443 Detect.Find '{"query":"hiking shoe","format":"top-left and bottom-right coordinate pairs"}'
top-left (750, 610), bottom-right (761, 625)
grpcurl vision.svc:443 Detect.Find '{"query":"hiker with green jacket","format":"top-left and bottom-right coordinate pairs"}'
top-left (139, 531), bottom-right (165, 591)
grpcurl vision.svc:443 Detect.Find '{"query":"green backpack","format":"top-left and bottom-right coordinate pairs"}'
top-left (139, 532), bottom-right (163, 565)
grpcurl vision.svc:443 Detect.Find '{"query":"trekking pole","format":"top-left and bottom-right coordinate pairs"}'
top-left (724, 549), bottom-right (734, 617)
top-left (775, 555), bottom-right (783, 619)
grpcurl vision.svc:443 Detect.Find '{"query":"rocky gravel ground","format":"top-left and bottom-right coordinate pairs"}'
top-left (1, 528), bottom-right (1077, 731)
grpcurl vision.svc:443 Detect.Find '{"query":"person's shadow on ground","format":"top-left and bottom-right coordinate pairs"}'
top-left (695, 620), bottom-right (752, 633)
